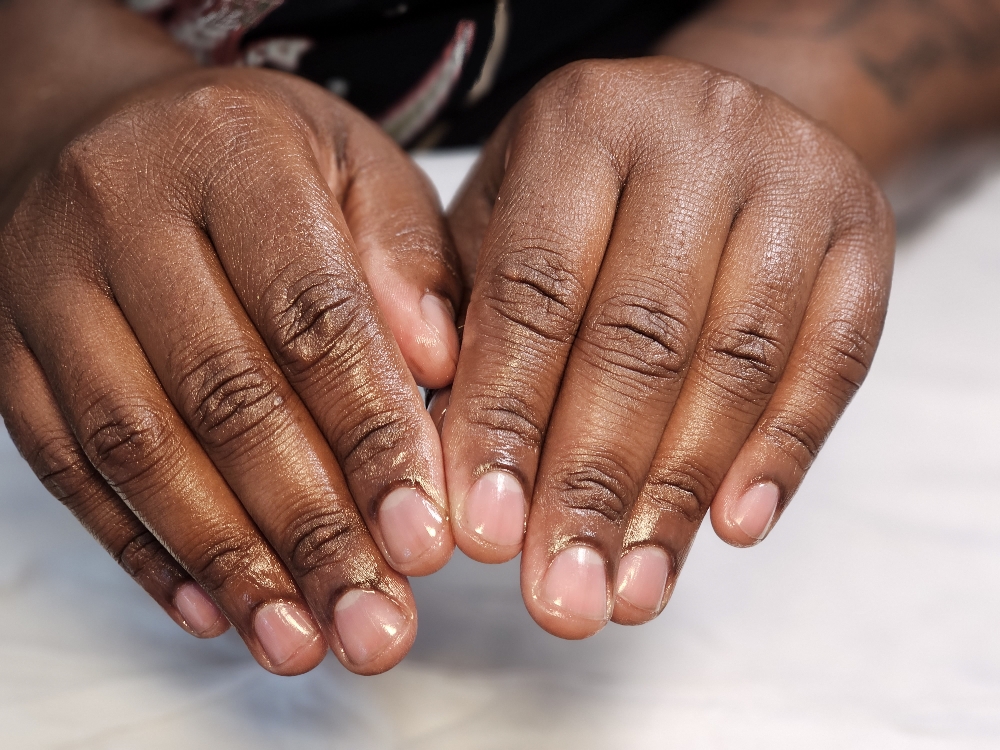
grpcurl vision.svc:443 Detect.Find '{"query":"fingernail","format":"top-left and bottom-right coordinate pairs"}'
top-left (615, 547), bottom-right (670, 613)
top-left (462, 471), bottom-right (526, 548)
top-left (428, 387), bottom-right (451, 435)
top-left (379, 487), bottom-right (445, 566)
top-left (731, 481), bottom-right (780, 541)
top-left (420, 294), bottom-right (457, 358)
top-left (254, 602), bottom-right (321, 668)
top-left (539, 545), bottom-right (608, 621)
top-left (334, 589), bottom-right (407, 666)
top-left (174, 582), bottom-right (224, 637)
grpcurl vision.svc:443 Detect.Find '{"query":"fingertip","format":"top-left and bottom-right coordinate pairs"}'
top-left (523, 545), bottom-right (610, 640)
top-left (377, 486), bottom-right (455, 576)
top-left (451, 470), bottom-right (526, 564)
top-left (712, 478), bottom-right (781, 548)
top-left (173, 582), bottom-right (229, 638)
top-left (332, 589), bottom-right (417, 675)
top-left (414, 293), bottom-right (460, 387)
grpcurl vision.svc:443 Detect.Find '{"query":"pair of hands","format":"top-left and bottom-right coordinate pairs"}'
top-left (0, 57), bottom-right (893, 676)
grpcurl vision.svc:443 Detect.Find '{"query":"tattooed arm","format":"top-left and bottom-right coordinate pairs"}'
top-left (657, 0), bottom-right (1000, 175)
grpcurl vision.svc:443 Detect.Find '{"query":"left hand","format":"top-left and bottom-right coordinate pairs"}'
top-left (437, 57), bottom-right (894, 638)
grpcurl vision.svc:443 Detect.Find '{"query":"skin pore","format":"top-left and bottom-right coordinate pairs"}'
top-left (1, 0), bottom-right (998, 674)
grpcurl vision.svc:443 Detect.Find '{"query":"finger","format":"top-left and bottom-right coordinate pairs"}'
top-left (443, 104), bottom-right (625, 563)
top-left (709, 213), bottom-right (893, 546)
top-left (446, 113), bottom-right (517, 290)
top-left (614, 184), bottom-right (843, 626)
top-left (0, 336), bottom-right (228, 639)
top-left (108, 219), bottom-right (421, 672)
top-left (193, 106), bottom-right (454, 579)
top-left (518, 162), bottom-right (736, 638)
top-left (16, 282), bottom-right (329, 675)
top-left (337, 117), bottom-right (464, 389)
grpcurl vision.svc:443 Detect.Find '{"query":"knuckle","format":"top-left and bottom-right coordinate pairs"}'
top-left (335, 408), bottom-right (415, 481)
top-left (759, 412), bottom-right (823, 470)
top-left (585, 293), bottom-right (692, 383)
top-left (556, 455), bottom-right (635, 525)
top-left (642, 462), bottom-right (717, 523)
top-left (698, 310), bottom-right (787, 405)
top-left (185, 533), bottom-right (260, 592)
top-left (264, 268), bottom-right (374, 379)
top-left (28, 430), bottom-right (97, 508)
top-left (285, 507), bottom-right (359, 579)
top-left (463, 388), bottom-right (547, 450)
top-left (809, 318), bottom-right (877, 393)
top-left (175, 345), bottom-right (281, 452)
top-left (696, 70), bottom-right (766, 140)
top-left (115, 529), bottom-right (166, 579)
top-left (485, 246), bottom-right (584, 345)
top-left (78, 397), bottom-right (178, 487)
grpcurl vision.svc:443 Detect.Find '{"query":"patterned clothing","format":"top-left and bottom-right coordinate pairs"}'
top-left (127, 0), bottom-right (706, 146)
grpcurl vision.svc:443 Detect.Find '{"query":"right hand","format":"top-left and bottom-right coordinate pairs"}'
top-left (0, 66), bottom-right (462, 675)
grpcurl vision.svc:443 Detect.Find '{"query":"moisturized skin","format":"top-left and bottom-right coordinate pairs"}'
top-left (443, 0), bottom-right (1000, 638)
top-left (0, 1), bottom-right (463, 676)
top-left (3, 0), bottom-right (1000, 674)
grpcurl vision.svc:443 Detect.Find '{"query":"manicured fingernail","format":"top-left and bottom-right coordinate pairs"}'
top-left (254, 602), bottom-right (321, 668)
top-left (379, 487), bottom-right (445, 566)
top-left (615, 547), bottom-right (670, 613)
top-left (334, 589), bottom-right (407, 666)
top-left (420, 294), bottom-right (457, 359)
top-left (174, 582), bottom-right (224, 637)
top-left (540, 546), bottom-right (608, 621)
top-left (462, 471), bottom-right (526, 547)
top-left (731, 481), bottom-right (780, 541)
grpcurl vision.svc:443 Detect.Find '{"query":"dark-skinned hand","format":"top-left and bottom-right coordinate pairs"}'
top-left (438, 57), bottom-right (894, 639)
top-left (0, 66), bottom-right (463, 675)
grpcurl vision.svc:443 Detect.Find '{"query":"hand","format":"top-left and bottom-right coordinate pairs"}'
top-left (440, 58), bottom-right (894, 638)
top-left (0, 66), bottom-right (462, 674)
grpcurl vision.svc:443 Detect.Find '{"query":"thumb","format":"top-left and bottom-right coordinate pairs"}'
top-left (333, 115), bottom-right (463, 389)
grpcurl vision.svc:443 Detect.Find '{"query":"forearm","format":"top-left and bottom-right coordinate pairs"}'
top-left (657, 0), bottom-right (1000, 176)
top-left (0, 0), bottom-right (195, 214)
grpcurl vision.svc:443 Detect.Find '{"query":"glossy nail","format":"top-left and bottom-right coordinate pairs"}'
top-left (731, 481), bottom-right (780, 541)
top-left (615, 546), bottom-right (670, 613)
top-left (334, 589), bottom-right (407, 666)
top-left (174, 582), bottom-right (225, 637)
top-left (462, 471), bottom-right (526, 547)
top-left (539, 545), bottom-right (608, 621)
top-left (379, 487), bottom-right (445, 566)
top-left (254, 602), bottom-right (321, 668)
top-left (420, 294), bottom-right (457, 360)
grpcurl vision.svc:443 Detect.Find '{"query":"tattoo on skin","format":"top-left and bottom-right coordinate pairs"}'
top-left (707, 0), bottom-right (1000, 105)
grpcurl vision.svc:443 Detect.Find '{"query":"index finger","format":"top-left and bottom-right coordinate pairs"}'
top-left (442, 93), bottom-right (626, 562)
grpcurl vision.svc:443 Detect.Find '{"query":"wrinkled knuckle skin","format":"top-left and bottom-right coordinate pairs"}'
top-left (336, 409), bottom-right (416, 485)
top-left (812, 318), bottom-right (877, 394)
top-left (175, 346), bottom-right (281, 454)
top-left (264, 269), bottom-right (374, 380)
top-left (115, 529), bottom-right (168, 580)
top-left (463, 389), bottom-right (547, 452)
top-left (759, 413), bottom-right (824, 472)
top-left (585, 294), bottom-right (692, 384)
top-left (185, 533), bottom-right (261, 594)
top-left (26, 430), bottom-right (99, 512)
top-left (698, 311), bottom-right (787, 406)
top-left (642, 466), bottom-right (716, 524)
top-left (285, 507), bottom-right (359, 580)
top-left (556, 456), bottom-right (635, 526)
top-left (485, 247), bottom-right (584, 346)
top-left (78, 398), bottom-right (180, 489)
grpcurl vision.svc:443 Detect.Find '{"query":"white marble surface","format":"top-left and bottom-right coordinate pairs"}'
top-left (1, 150), bottom-right (998, 748)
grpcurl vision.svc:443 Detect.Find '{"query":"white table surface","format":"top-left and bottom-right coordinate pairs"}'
top-left (1, 149), bottom-right (998, 749)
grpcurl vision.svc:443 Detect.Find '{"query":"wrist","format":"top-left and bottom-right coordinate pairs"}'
top-left (0, 0), bottom-right (197, 216)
